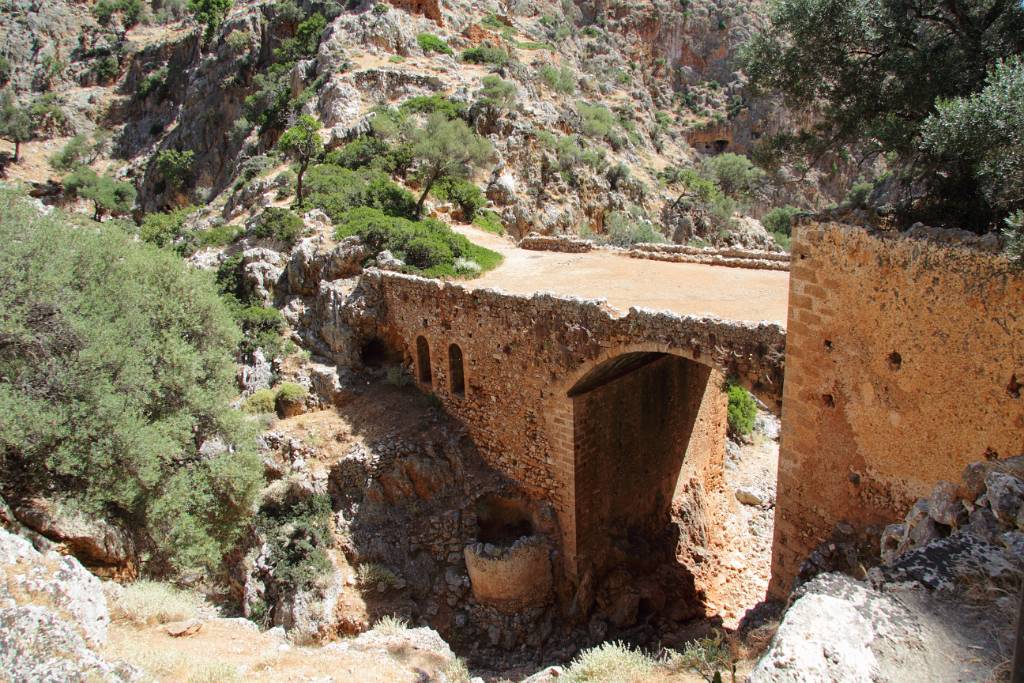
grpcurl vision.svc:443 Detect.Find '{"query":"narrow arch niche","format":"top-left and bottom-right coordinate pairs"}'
top-left (416, 336), bottom-right (432, 384)
top-left (449, 343), bottom-right (466, 396)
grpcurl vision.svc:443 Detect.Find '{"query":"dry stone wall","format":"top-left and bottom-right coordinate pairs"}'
top-left (770, 221), bottom-right (1024, 596)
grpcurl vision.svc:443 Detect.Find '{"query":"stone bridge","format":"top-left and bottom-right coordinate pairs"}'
top-left (359, 269), bottom-right (786, 595)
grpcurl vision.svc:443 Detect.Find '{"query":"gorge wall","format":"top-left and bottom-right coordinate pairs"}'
top-left (770, 221), bottom-right (1024, 596)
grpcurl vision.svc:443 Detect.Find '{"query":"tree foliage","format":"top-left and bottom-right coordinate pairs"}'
top-left (409, 113), bottom-right (492, 216)
top-left (64, 167), bottom-right (137, 219)
top-left (188, 0), bottom-right (233, 41)
top-left (742, 0), bottom-right (1024, 230)
top-left (0, 190), bottom-right (261, 574)
top-left (155, 149), bottom-right (196, 193)
top-left (277, 114), bottom-right (324, 206)
top-left (0, 92), bottom-right (35, 163)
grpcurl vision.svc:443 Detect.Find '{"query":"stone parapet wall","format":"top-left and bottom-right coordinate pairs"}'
top-left (770, 221), bottom-right (1024, 597)
top-left (518, 233), bottom-right (594, 253)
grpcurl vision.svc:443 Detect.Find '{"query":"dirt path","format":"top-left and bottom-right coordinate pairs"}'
top-left (453, 226), bottom-right (791, 325)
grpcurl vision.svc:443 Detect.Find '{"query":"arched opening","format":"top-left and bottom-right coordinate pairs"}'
top-left (565, 352), bottom-right (723, 623)
top-left (360, 337), bottom-right (400, 368)
top-left (448, 343), bottom-right (465, 396)
top-left (415, 336), bottom-right (432, 384)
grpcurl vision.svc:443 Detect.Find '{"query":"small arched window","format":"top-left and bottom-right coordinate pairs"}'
top-left (449, 343), bottom-right (465, 396)
top-left (416, 336), bottom-right (432, 384)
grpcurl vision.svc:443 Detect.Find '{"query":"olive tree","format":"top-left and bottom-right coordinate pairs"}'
top-left (410, 113), bottom-right (492, 217)
top-left (0, 92), bottom-right (35, 163)
top-left (278, 114), bottom-right (324, 207)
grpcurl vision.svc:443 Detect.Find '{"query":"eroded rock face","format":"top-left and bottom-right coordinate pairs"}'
top-left (0, 527), bottom-right (140, 681)
top-left (13, 498), bottom-right (134, 575)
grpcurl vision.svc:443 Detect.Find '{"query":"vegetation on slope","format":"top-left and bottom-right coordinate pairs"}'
top-left (0, 190), bottom-right (262, 575)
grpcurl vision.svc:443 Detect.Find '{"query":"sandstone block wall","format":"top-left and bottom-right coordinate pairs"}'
top-left (770, 221), bottom-right (1024, 596)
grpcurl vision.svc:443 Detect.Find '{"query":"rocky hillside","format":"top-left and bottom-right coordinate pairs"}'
top-left (0, 0), bottom-right (858, 252)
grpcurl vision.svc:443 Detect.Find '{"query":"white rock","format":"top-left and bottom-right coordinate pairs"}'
top-left (736, 486), bottom-right (769, 506)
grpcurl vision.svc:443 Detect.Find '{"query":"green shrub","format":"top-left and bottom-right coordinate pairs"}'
top-left (564, 641), bottom-right (656, 683)
top-left (577, 101), bottom-right (616, 138)
top-left (255, 493), bottom-right (332, 594)
top-left (225, 29), bottom-right (252, 51)
top-left (63, 167), bottom-right (136, 220)
top-left (0, 190), bottom-right (261, 575)
top-left (417, 33), bottom-right (453, 55)
top-left (762, 206), bottom-right (800, 237)
top-left (1004, 209), bottom-right (1024, 266)
top-left (243, 389), bottom-right (277, 414)
top-left (49, 135), bottom-right (90, 171)
top-left (843, 181), bottom-right (874, 208)
top-left (398, 94), bottom-right (466, 120)
top-left (432, 177), bottom-right (486, 220)
top-left (539, 64), bottom-right (576, 94)
top-left (305, 164), bottom-right (417, 221)
top-left (275, 382), bottom-right (307, 404)
top-left (140, 206), bottom-right (196, 248)
top-left (274, 12), bottom-right (327, 62)
top-left (478, 75), bottom-right (517, 110)
top-left (92, 55), bottom-right (120, 83)
top-left (93, 0), bottom-right (142, 27)
top-left (326, 136), bottom-right (389, 169)
top-left (702, 153), bottom-right (764, 198)
top-left (473, 209), bottom-right (504, 235)
top-left (137, 67), bottom-right (169, 100)
top-left (251, 207), bottom-right (303, 244)
top-left (155, 149), bottom-right (195, 192)
top-left (461, 43), bottom-right (510, 66)
top-left (333, 207), bottom-right (502, 277)
top-left (727, 382), bottom-right (757, 436)
top-left (604, 209), bottom-right (666, 247)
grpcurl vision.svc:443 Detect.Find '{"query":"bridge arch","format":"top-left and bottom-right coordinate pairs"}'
top-left (544, 343), bottom-right (731, 612)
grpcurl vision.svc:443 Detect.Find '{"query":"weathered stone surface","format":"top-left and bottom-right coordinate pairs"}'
top-left (13, 499), bottom-right (133, 572)
top-left (0, 605), bottom-right (142, 682)
top-left (927, 480), bottom-right (964, 527)
top-left (773, 221), bottom-right (1024, 595)
top-left (0, 527), bottom-right (111, 647)
top-left (736, 486), bottom-right (769, 507)
top-left (985, 471), bottom-right (1024, 525)
top-left (165, 618), bottom-right (203, 637)
top-left (239, 348), bottom-right (274, 394)
top-left (240, 247), bottom-right (285, 305)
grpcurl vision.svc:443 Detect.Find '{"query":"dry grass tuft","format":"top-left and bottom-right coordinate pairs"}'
top-left (111, 580), bottom-right (207, 625)
top-left (563, 641), bottom-right (657, 683)
top-left (186, 663), bottom-right (240, 683)
top-left (370, 614), bottom-right (410, 636)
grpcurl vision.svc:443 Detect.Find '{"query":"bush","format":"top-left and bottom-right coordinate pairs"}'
top-left (727, 382), bottom-right (757, 436)
top-left (93, 0), bottom-right (142, 27)
top-left (305, 164), bottom-right (417, 221)
top-left (762, 206), bottom-right (800, 237)
top-left (243, 389), bottom-right (277, 414)
top-left (275, 382), bottom-right (307, 404)
top-left (538, 64), bottom-right (576, 94)
top-left (604, 209), bottom-right (666, 247)
top-left (473, 209), bottom-right (504, 235)
top-left (461, 43), bottom-right (510, 66)
top-left (251, 207), bottom-right (303, 244)
top-left (140, 206), bottom-right (196, 248)
top-left (63, 167), bottom-right (136, 219)
top-left (155, 149), bottom-right (195, 192)
top-left (137, 66), bottom-right (169, 100)
top-left (844, 181), bottom-right (874, 208)
top-left (49, 135), bottom-right (90, 171)
top-left (370, 614), bottom-right (409, 635)
top-left (564, 641), bottom-right (656, 683)
top-left (1004, 210), bottom-right (1024, 266)
top-left (0, 191), bottom-right (262, 574)
top-left (333, 206), bottom-right (502, 277)
top-left (256, 493), bottom-right (333, 593)
top-left (326, 136), bottom-right (389, 170)
top-left (92, 55), bottom-right (120, 83)
top-left (577, 101), bottom-right (616, 138)
top-left (417, 33), bottom-right (453, 55)
top-left (398, 94), bottom-right (466, 120)
top-left (702, 153), bottom-right (764, 198)
top-left (478, 75), bottom-right (517, 110)
top-left (231, 304), bottom-right (286, 357)
top-left (432, 177), bottom-right (485, 220)
top-left (111, 581), bottom-right (206, 625)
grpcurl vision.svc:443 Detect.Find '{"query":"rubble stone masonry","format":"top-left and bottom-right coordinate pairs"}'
top-left (363, 270), bottom-right (786, 584)
top-left (770, 221), bottom-right (1024, 596)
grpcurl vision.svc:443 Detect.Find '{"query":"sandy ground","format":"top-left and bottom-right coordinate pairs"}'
top-left (453, 226), bottom-right (791, 325)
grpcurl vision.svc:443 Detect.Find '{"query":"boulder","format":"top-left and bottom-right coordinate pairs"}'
top-left (736, 486), bottom-right (769, 507)
top-left (240, 247), bottom-right (285, 305)
top-left (0, 605), bottom-right (142, 682)
top-left (927, 480), bottom-right (965, 527)
top-left (323, 237), bottom-right (367, 281)
top-left (239, 348), bottom-right (274, 394)
top-left (985, 471), bottom-right (1024, 525)
top-left (14, 499), bottom-right (133, 572)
